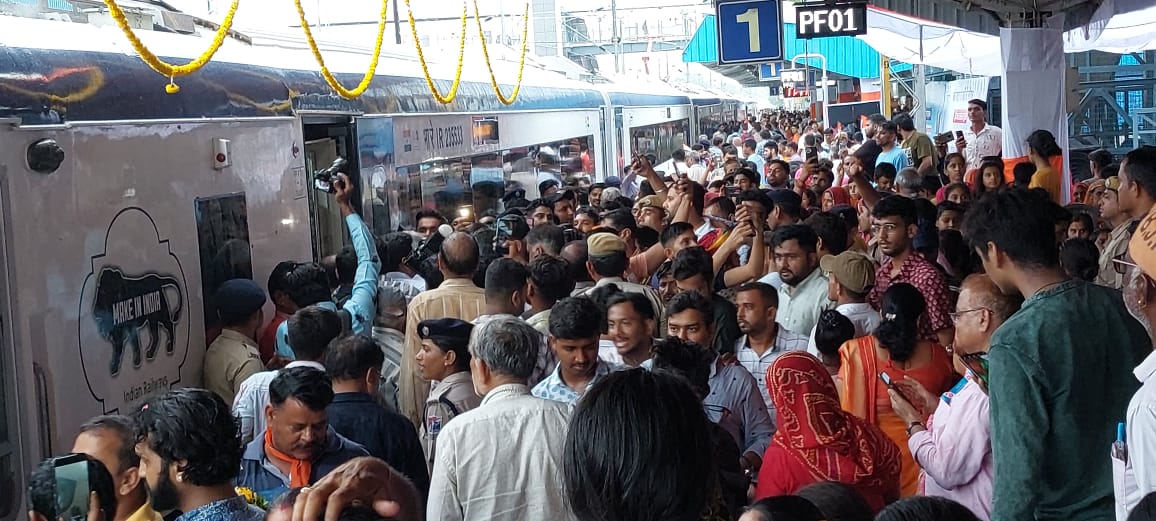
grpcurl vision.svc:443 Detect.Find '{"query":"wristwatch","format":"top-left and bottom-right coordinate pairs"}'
top-left (906, 421), bottom-right (926, 436)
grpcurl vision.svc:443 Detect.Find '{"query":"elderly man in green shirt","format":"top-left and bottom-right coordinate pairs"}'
top-left (962, 189), bottom-right (1149, 521)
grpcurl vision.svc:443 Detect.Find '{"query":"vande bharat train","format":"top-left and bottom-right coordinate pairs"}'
top-left (0, 2), bottom-right (759, 514)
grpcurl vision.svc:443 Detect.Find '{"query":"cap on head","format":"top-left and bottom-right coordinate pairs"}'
top-left (418, 318), bottom-right (474, 345)
top-left (634, 195), bottom-right (665, 211)
top-left (588, 233), bottom-right (628, 256)
top-left (214, 279), bottom-right (266, 322)
top-left (819, 251), bottom-right (876, 294)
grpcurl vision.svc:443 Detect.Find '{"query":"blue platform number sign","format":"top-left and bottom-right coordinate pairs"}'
top-left (716, 0), bottom-right (783, 65)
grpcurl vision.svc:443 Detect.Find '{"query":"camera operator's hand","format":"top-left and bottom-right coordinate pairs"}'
top-left (335, 173), bottom-right (355, 216)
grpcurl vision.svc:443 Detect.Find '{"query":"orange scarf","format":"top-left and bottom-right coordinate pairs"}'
top-left (263, 429), bottom-right (312, 488)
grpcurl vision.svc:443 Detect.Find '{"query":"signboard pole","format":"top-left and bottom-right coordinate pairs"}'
top-left (791, 53), bottom-right (828, 125)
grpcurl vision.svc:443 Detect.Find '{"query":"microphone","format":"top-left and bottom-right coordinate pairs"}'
top-left (437, 223), bottom-right (454, 237)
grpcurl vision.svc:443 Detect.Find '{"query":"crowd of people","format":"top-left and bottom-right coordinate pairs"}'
top-left (26, 106), bottom-right (1156, 521)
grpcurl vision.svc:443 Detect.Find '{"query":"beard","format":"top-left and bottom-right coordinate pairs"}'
top-left (147, 468), bottom-right (182, 512)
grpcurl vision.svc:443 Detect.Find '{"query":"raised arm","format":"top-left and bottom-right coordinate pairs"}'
top-left (336, 173), bottom-right (381, 335)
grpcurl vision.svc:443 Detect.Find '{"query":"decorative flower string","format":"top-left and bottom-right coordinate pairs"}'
top-left (101, 0), bottom-right (239, 94)
top-left (293, 0), bottom-right (388, 99)
top-left (406, 0), bottom-right (468, 104)
top-left (472, 0), bottom-right (529, 105)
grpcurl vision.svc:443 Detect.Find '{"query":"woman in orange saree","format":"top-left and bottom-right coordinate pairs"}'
top-left (839, 283), bottom-right (956, 497)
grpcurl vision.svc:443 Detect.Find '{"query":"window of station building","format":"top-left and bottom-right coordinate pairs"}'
top-left (194, 193), bottom-right (253, 334)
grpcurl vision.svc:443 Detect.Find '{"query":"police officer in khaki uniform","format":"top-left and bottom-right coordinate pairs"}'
top-left (202, 279), bottom-right (266, 405)
top-left (416, 317), bottom-right (481, 471)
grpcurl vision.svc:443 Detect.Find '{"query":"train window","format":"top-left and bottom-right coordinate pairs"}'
top-left (194, 193), bottom-right (253, 333)
top-left (304, 138), bottom-right (352, 259)
top-left (630, 120), bottom-right (689, 171)
top-left (394, 135), bottom-right (596, 227)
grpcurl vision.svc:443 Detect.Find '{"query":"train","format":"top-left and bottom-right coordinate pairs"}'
top-left (0, 2), bottom-right (762, 515)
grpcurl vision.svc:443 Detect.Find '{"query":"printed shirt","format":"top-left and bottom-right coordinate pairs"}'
top-left (475, 314), bottom-right (557, 388)
top-left (380, 271), bottom-right (427, 304)
top-left (868, 253), bottom-right (952, 342)
top-left (736, 327), bottom-right (809, 426)
top-left (902, 131), bottom-right (936, 172)
top-left (706, 357), bottom-right (774, 456)
top-left (960, 124), bottom-right (1003, 167)
top-left (1097, 219), bottom-right (1133, 290)
top-left (174, 496), bottom-right (264, 521)
top-left (532, 359), bottom-right (619, 405)
top-left (275, 213), bottom-right (381, 358)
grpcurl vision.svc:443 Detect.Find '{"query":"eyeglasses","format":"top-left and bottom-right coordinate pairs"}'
top-left (949, 307), bottom-right (989, 323)
top-left (1114, 252), bottom-right (1139, 276)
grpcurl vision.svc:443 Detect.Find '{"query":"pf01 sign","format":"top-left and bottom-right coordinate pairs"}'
top-left (795, 2), bottom-right (868, 38)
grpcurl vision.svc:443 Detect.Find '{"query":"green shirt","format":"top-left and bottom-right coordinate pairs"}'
top-left (989, 280), bottom-right (1149, 521)
top-left (902, 131), bottom-right (935, 173)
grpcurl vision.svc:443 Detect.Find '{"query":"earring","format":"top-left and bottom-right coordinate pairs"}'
top-left (176, 474), bottom-right (183, 483)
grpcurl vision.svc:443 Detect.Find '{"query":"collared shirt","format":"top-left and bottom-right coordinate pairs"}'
top-left (428, 384), bottom-right (575, 521)
top-left (706, 357), bottom-right (774, 456)
top-left (1098, 219), bottom-right (1133, 290)
top-left (869, 253), bottom-right (952, 342)
top-left (380, 271), bottom-right (427, 304)
top-left (694, 220), bottom-right (714, 240)
top-left (232, 360), bottom-right (325, 444)
top-left (1119, 350), bottom-right (1156, 519)
top-left (474, 314), bottom-right (556, 388)
top-left (423, 371), bottom-right (482, 471)
top-left (372, 326), bottom-right (406, 412)
top-left (807, 302), bottom-right (882, 356)
top-left (736, 327), bottom-right (809, 426)
top-left (174, 496), bottom-right (263, 521)
top-left (400, 278), bottom-right (486, 427)
top-left (237, 426), bottom-right (368, 502)
top-left (532, 359), bottom-right (620, 405)
top-left (525, 310), bottom-right (551, 337)
top-left (275, 213), bottom-right (381, 358)
top-left (124, 503), bottom-right (163, 521)
top-left (988, 279), bottom-right (1147, 521)
top-left (202, 329), bottom-right (263, 406)
top-left (910, 376), bottom-right (993, 521)
top-left (961, 124), bottom-right (1003, 167)
top-left (327, 392), bottom-right (430, 495)
top-left (777, 268), bottom-right (835, 336)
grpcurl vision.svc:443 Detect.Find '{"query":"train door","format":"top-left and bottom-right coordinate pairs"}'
top-left (302, 117), bottom-right (360, 261)
top-left (0, 161), bottom-right (23, 521)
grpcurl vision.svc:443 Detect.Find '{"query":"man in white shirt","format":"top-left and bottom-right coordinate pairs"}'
top-left (771, 224), bottom-right (834, 336)
top-left (378, 232), bottom-right (427, 304)
top-left (808, 251), bottom-right (882, 354)
top-left (427, 316), bottom-right (575, 521)
top-left (954, 98), bottom-right (1003, 167)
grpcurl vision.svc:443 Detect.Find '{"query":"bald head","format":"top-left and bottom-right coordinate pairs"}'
top-left (439, 232), bottom-right (480, 279)
top-left (560, 239), bottom-right (591, 284)
top-left (959, 274), bottom-right (1023, 325)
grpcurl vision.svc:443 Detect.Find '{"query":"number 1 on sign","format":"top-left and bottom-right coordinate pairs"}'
top-left (736, 8), bottom-right (760, 53)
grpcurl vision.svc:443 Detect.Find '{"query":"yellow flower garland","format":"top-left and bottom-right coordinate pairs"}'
top-left (407, 0), bottom-right (468, 104)
top-left (472, 0), bottom-right (529, 105)
top-left (101, 0), bottom-right (239, 94)
top-left (293, 0), bottom-right (388, 99)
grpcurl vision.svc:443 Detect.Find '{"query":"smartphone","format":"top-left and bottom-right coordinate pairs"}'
top-left (31, 454), bottom-right (91, 521)
top-left (879, 372), bottom-right (896, 390)
top-left (805, 146), bottom-right (818, 162)
top-left (934, 131), bottom-right (955, 144)
top-left (954, 130), bottom-right (964, 140)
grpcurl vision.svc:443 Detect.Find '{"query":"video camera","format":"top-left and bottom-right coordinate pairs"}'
top-left (403, 229), bottom-right (445, 284)
top-left (313, 157), bottom-right (348, 194)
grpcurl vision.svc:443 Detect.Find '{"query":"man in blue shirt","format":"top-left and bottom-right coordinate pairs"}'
top-left (874, 121), bottom-right (910, 171)
top-left (237, 366), bottom-right (367, 503)
top-left (275, 173), bottom-right (380, 358)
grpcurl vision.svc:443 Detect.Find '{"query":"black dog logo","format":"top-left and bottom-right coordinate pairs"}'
top-left (92, 267), bottom-right (184, 376)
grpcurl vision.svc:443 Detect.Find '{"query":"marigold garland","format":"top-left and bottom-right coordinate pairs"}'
top-left (472, 0), bottom-right (529, 105)
top-left (293, 0), bottom-right (388, 99)
top-left (407, 0), bottom-right (468, 104)
top-left (101, 0), bottom-right (239, 94)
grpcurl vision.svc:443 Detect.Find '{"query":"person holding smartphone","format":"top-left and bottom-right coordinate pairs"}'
top-left (27, 453), bottom-right (117, 521)
top-left (954, 99), bottom-right (1002, 168)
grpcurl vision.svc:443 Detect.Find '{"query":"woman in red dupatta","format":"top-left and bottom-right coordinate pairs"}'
top-left (754, 351), bottom-right (901, 513)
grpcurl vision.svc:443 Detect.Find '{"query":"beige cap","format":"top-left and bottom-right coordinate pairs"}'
top-left (635, 195), bottom-right (665, 211)
top-left (819, 251), bottom-right (876, 294)
top-left (588, 232), bottom-right (628, 256)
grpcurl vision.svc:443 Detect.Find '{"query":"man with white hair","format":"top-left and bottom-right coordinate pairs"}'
top-left (687, 151), bottom-right (708, 185)
top-left (372, 285), bottom-right (408, 411)
top-left (427, 316), bottom-right (575, 521)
